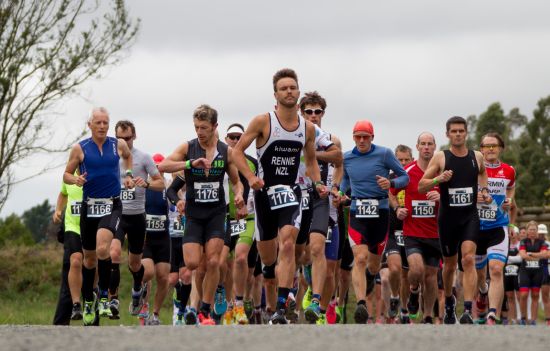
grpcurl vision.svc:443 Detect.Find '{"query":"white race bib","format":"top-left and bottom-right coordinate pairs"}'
top-left (504, 265), bottom-right (519, 276)
top-left (146, 214), bottom-right (166, 232)
top-left (267, 185), bottom-right (298, 210)
top-left (526, 260), bottom-right (540, 269)
top-left (301, 189), bottom-right (310, 210)
top-left (395, 230), bottom-right (405, 247)
top-left (194, 182), bottom-right (220, 203)
top-left (120, 187), bottom-right (136, 201)
top-left (477, 203), bottom-right (497, 221)
top-left (86, 198), bottom-right (113, 218)
top-left (448, 187), bottom-right (474, 207)
top-left (411, 200), bottom-right (436, 218)
top-left (172, 217), bottom-right (185, 235)
top-left (70, 201), bottom-right (82, 216)
top-left (229, 219), bottom-right (247, 237)
top-left (355, 199), bottom-right (379, 218)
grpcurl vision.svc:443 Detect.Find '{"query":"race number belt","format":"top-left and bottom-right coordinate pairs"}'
top-left (411, 200), bottom-right (436, 218)
top-left (301, 189), bottom-right (310, 210)
top-left (504, 265), bottom-right (519, 276)
top-left (477, 203), bottom-right (497, 221)
top-left (86, 198), bottom-right (113, 218)
top-left (120, 187), bottom-right (136, 201)
top-left (395, 230), bottom-right (405, 247)
top-left (355, 199), bottom-right (379, 218)
top-left (146, 214), bottom-right (166, 232)
top-left (267, 185), bottom-right (298, 210)
top-left (70, 201), bottom-right (82, 216)
top-left (194, 182), bottom-right (220, 203)
top-left (526, 260), bottom-right (540, 269)
top-left (172, 217), bottom-right (185, 235)
top-left (448, 187), bottom-right (474, 207)
top-left (229, 219), bottom-right (247, 237)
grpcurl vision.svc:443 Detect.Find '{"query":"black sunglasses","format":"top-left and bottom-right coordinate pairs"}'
top-left (227, 135), bottom-right (241, 141)
top-left (117, 135), bottom-right (133, 142)
top-left (304, 109), bottom-right (324, 116)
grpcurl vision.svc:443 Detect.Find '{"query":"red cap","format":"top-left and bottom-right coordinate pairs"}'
top-left (152, 153), bottom-right (165, 165)
top-left (353, 120), bottom-right (374, 135)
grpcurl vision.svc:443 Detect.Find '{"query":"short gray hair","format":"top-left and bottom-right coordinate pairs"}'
top-left (88, 107), bottom-right (110, 122)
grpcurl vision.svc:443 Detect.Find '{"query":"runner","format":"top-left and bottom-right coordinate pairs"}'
top-left (333, 119), bottom-right (409, 324)
top-left (539, 224), bottom-right (550, 325)
top-left (503, 225), bottom-right (521, 324)
top-left (232, 68), bottom-right (328, 324)
top-left (418, 115), bottom-right (492, 324)
top-left (474, 132), bottom-right (516, 325)
top-left (109, 120), bottom-right (165, 319)
top-left (159, 104), bottom-right (245, 325)
top-left (62, 107), bottom-right (133, 325)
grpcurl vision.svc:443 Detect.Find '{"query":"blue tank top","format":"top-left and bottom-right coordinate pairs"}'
top-left (79, 137), bottom-right (120, 199)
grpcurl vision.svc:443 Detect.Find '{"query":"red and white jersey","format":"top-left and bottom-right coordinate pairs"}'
top-left (480, 161), bottom-right (515, 230)
top-left (402, 160), bottom-right (439, 239)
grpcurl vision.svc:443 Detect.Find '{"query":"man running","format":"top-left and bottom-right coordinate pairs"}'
top-left (232, 68), bottom-right (328, 324)
top-left (474, 132), bottom-right (515, 325)
top-left (109, 120), bottom-right (165, 319)
top-left (159, 104), bottom-right (245, 325)
top-left (63, 107), bottom-right (133, 325)
top-left (418, 116), bottom-right (492, 324)
top-left (333, 120), bottom-right (409, 323)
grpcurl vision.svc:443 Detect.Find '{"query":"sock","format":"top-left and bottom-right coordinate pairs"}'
top-left (109, 263), bottom-right (120, 297)
top-left (200, 301), bottom-right (211, 314)
top-left (179, 283), bottom-right (192, 308)
top-left (235, 296), bottom-right (244, 307)
top-left (464, 301), bottom-right (472, 313)
top-left (82, 266), bottom-right (96, 301)
top-left (276, 287), bottom-right (290, 310)
top-left (131, 264), bottom-right (145, 291)
top-left (97, 258), bottom-right (111, 294)
top-left (401, 308), bottom-right (409, 315)
top-left (488, 308), bottom-right (497, 315)
top-left (445, 295), bottom-right (454, 306)
top-left (312, 293), bottom-right (321, 302)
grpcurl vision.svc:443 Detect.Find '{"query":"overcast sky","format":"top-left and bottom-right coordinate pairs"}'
top-left (3, 0), bottom-right (550, 216)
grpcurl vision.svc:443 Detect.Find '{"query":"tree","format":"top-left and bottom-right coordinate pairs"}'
top-left (21, 199), bottom-right (53, 243)
top-left (0, 213), bottom-right (34, 247)
top-left (0, 0), bottom-right (140, 210)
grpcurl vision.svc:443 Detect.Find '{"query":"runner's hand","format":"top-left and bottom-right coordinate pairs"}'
top-left (123, 175), bottom-right (134, 189)
top-left (75, 172), bottom-right (87, 187)
top-left (248, 176), bottom-right (265, 191)
top-left (396, 207), bottom-right (408, 220)
top-left (437, 170), bottom-right (453, 183)
top-left (192, 158), bottom-right (211, 170)
top-left (376, 175), bottom-right (391, 190)
top-left (478, 191), bottom-right (493, 204)
top-left (52, 210), bottom-right (63, 224)
top-left (234, 194), bottom-right (245, 209)
top-left (237, 205), bottom-right (248, 220)
top-left (176, 200), bottom-right (185, 215)
top-left (133, 176), bottom-right (147, 188)
top-left (426, 191), bottom-right (440, 202)
top-left (316, 184), bottom-right (328, 198)
top-left (502, 197), bottom-right (512, 211)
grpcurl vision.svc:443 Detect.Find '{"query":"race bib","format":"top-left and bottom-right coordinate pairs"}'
top-left (120, 187), bottom-right (136, 201)
top-left (146, 214), bottom-right (166, 232)
top-left (526, 260), bottom-right (540, 269)
top-left (395, 230), bottom-right (405, 247)
top-left (355, 199), bottom-right (379, 218)
top-left (301, 189), bottom-right (310, 210)
top-left (86, 198), bottom-right (113, 218)
top-left (477, 203), bottom-right (497, 221)
top-left (194, 182), bottom-right (219, 203)
top-left (411, 200), bottom-right (436, 218)
top-left (70, 201), bottom-right (82, 216)
top-left (267, 185), bottom-right (298, 210)
top-left (504, 265), bottom-right (519, 276)
top-left (172, 217), bottom-right (185, 235)
top-left (448, 187), bottom-right (473, 207)
top-left (230, 219), bottom-right (247, 236)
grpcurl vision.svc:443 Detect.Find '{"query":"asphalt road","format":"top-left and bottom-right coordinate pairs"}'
top-left (1, 325), bottom-right (549, 351)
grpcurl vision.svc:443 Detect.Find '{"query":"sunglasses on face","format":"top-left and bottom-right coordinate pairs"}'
top-left (227, 135), bottom-right (241, 141)
top-left (481, 144), bottom-right (500, 150)
top-left (353, 134), bottom-right (372, 141)
top-left (117, 135), bottom-right (133, 142)
top-left (303, 109), bottom-right (324, 116)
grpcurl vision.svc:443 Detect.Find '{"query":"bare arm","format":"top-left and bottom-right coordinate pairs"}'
top-left (418, 151), bottom-right (446, 194)
top-left (146, 173), bottom-right (165, 192)
top-left (233, 115), bottom-right (266, 190)
top-left (158, 142), bottom-right (189, 173)
top-left (316, 144), bottom-right (342, 166)
top-left (117, 139), bottom-right (134, 188)
top-left (53, 192), bottom-right (68, 224)
top-left (63, 144), bottom-right (86, 186)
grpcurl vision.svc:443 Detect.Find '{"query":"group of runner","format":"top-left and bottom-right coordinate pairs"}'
top-left (52, 68), bottom-right (550, 326)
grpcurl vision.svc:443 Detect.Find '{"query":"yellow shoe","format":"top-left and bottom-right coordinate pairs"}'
top-left (233, 305), bottom-right (249, 325)
top-left (223, 309), bottom-right (234, 325)
top-left (302, 286), bottom-right (312, 311)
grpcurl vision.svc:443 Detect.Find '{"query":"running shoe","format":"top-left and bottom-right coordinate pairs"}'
top-left (354, 304), bottom-right (369, 324)
top-left (223, 308), bottom-right (234, 325)
top-left (407, 290), bottom-right (420, 318)
top-left (336, 305), bottom-right (344, 324)
top-left (184, 306), bottom-right (198, 325)
top-left (302, 286), bottom-right (312, 310)
top-left (501, 318), bottom-right (508, 325)
top-left (443, 296), bottom-right (457, 325)
top-left (316, 313), bottom-right (327, 325)
top-left (146, 314), bottom-right (161, 326)
top-left (98, 297), bottom-right (112, 318)
top-left (138, 302), bottom-right (149, 319)
top-left (476, 292), bottom-right (488, 316)
top-left (129, 284), bottom-right (146, 316)
top-left (109, 298), bottom-right (120, 320)
top-left (529, 320), bottom-right (536, 326)
top-left (213, 286), bottom-right (228, 315)
top-left (459, 311), bottom-right (474, 324)
top-left (400, 313), bottom-right (412, 324)
top-left (71, 302), bottom-right (83, 320)
top-left (304, 300), bottom-right (321, 323)
top-left (198, 311), bottom-right (216, 325)
top-left (268, 309), bottom-right (288, 325)
top-left (388, 297), bottom-right (400, 319)
top-left (519, 319), bottom-right (527, 326)
top-left (83, 299), bottom-right (96, 326)
top-left (285, 293), bottom-right (299, 323)
top-left (233, 305), bottom-right (249, 325)
top-left (326, 300), bottom-right (337, 324)
top-left (486, 312), bottom-right (497, 326)
top-left (175, 312), bottom-right (184, 326)
top-left (375, 316), bottom-right (385, 324)
top-left (244, 300), bottom-right (254, 320)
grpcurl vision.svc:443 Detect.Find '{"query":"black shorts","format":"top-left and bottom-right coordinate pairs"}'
top-left (248, 241), bottom-right (258, 269)
top-left (340, 232), bottom-right (354, 271)
top-left (337, 205), bottom-right (346, 261)
top-left (437, 268), bottom-right (443, 290)
top-left (438, 210), bottom-right (479, 257)
top-left (170, 237), bottom-right (185, 273)
top-left (64, 231), bottom-right (83, 256)
top-left (143, 230), bottom-right (171, 264)
top-left (254, 186), bottom-right (302, 242)
top-left (253, 254), bottom-right (263, 277)
top-left (542, 271), bottom-right (550, 286)
top-left (475, 226), bottom-right (507, 257)
top-left (115, 213), bottom-right (147, 255)
top-left (519, 267), bottom-right (544, 290)
top-left (309, 196), bottom-right (329, 236)
top-left (504, 265), bottom-right (519, 292)
top-left (297, 207), bottom-right (312, 245)
top-left (348, 209), bottom-right (389, 255)
top-left (80, 198), bottom-right (123, 251)
top-left (183, 206), bottom-right (226, 245)
top-left (384, 230), bottom-right (408, 270)
top-left (404, 236), bottom-right (441, 268)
